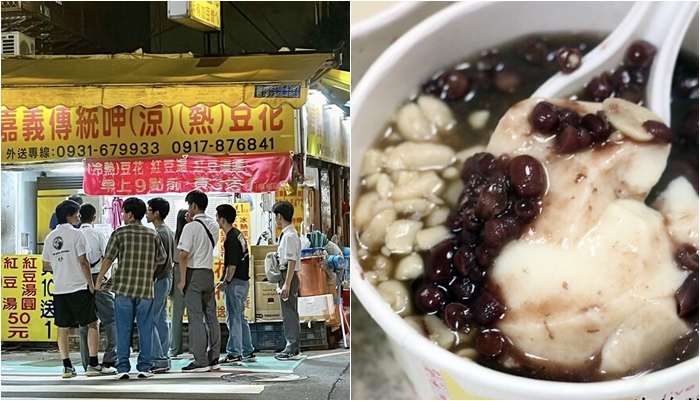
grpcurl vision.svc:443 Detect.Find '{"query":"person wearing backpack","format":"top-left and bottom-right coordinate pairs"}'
top-left (272, 201), bottom-right (302, 360)
top-left (146, 198), bottom-right (175, 373)
top-left (176, 190), bottom-right (221, 372)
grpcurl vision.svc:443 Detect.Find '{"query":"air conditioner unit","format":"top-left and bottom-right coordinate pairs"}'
top-left (1, 31), bottom-right (36, 56)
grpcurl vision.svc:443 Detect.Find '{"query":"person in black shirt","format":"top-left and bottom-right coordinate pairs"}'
top-left (215, 204), bottom-right (256, 365)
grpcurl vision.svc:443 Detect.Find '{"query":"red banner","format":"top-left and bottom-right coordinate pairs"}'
top-left (83, 153), bottom-right (293, 195)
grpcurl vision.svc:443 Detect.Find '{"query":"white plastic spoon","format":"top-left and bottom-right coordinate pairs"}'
top-left (533, 1), bottom-right (699, 125)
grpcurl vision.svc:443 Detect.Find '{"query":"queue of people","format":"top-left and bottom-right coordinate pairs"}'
top-left (42, 192), bottom-right (303, 379)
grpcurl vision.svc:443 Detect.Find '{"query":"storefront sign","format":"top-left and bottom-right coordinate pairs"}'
top-left (168, 1), bottom-right (221, 31)
top-left (1, 255), bottom-right (57, 342)
top-left (306, 102), bottom-right (349, 166)
top-left (1, 103), bottom-right (295, 163)
top-left (83, 153), bottom-right (293, 195)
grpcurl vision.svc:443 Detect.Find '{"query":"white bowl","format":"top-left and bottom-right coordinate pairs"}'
top-left (350, 1), bottom-right (452, 87)
top-left (350, 1), bottom-right (700, 399)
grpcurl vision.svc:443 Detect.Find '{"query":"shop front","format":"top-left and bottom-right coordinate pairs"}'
top-left (0, 50), bottom-right (338, 342)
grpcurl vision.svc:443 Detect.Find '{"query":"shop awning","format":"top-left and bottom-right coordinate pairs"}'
top-left (1, 51), bottom-right (338, 110)
top-left (318, 69), bottom-right (350, 104)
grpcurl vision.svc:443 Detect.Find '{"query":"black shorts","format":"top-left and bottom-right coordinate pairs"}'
top-left (54, 288), bottom-right (98, 328)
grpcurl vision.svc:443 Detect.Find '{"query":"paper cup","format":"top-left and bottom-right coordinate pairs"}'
top-left (350, 1), bottom-right (700, 399)
top-left (350, 1), bottom-right (451, 87)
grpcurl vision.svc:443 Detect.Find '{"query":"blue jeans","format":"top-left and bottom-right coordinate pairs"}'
top-left (114, 294), bottom-right (154, 373)
top-left (224, 278), bottom-right (254, 357)
top-left (151, 276), bottom-right (172, 369)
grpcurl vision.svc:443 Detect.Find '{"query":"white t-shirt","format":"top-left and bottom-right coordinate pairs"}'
top-left (42, 224), bottom-right (90, 294)
top-left (278, 224), bottom-right (301, 272)
top-left (80, 224), bottom-right (107, 274)
top-left (177, 214), bottom-right (220, 270)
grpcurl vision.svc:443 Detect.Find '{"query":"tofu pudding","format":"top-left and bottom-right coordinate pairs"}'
top-left (354, 34), bottom-right (699, 382)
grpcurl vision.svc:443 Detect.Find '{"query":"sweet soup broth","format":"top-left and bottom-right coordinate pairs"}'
top-left (355, 33), bottom-right (699, 382)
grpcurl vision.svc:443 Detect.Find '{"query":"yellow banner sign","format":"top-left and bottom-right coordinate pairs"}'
top-left (275, 185), bottom-right (305, 237)
top-left (189, 1), bottom-right (221, 30)
top-left (1, 255), bottom-right (56, 342)
top-left (1, 103), bottom-right (295, 163)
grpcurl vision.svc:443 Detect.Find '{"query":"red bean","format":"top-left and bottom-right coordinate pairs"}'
top-left (475, 152), bottom-right (497, 178)
top-left (643, 120), bottom-right (673, 143)
top-left (509, 155), bottom-right (546, 198)
top-left (674, 331), bottom-right (699, 359)
top-left (530, 101), bottom-right (559, 133)
top-left (626, 40), bottom-right (656, 69)
top-left (454, 245), bottom-right (478, 277)
top-left (612, 68), bottom-right (633, 89)
top-left (425, 241), bottom-right (457, 284)
top-left (676, 244), bottom-right (699, 271)
top-left (476, 183), bottom-right (509, 220)
top-left (556, 125), bottom-right (582, 153)
top-left (556, 46), bottom-right (583, 73)
top-left (442, 302), bottom-right (473, 332)
top-left (586, 73), bottom-right (614, 101)
top-left (449, 277), bottom-right (477, 302)
top-left (581, 112), bottom-right (613, 143)
top-left (557, 107), bottom-right (581, 127)
top-left (442, 71), bottom-right (470, 100)
top-left (472, 291), bottom-right (505, 325)
top-left (616, 85), bottom-right (644, 105)
top-left (515, 199), bottom-right (538, 223)
top-left (518, 39), bottom-right (549, 65)
top-left (470, 242), bottom-right (499, 268)
top-left (475, 329), bottom-right (506, 357)
top-left (462, 208), bottom-right (484, 234)
top-left (414, 283), bottom-right (448, 314)
top-left (676, 272), bottom-right (698, 318)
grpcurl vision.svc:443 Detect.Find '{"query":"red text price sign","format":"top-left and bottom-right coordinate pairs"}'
top-left (1, 255), bottom-right (57, 342)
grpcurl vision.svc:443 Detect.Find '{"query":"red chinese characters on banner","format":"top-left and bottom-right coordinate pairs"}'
top-left (83, 153), bottom-right (293, 196)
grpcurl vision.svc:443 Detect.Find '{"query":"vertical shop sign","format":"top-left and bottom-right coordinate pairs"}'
top-left (1, 255), bottom-right (57, 341)
top-left (275, 185), bottom-right (305, 237)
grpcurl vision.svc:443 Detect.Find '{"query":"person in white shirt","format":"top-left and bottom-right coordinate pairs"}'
top-left (176, 190), bottom-right (221, 372)
top-left (272, 201), bottom-right (302, 361)
top-left (78, 204), bottom-right (117, 372)
top-left (42, 200), bottom-right (116, 378)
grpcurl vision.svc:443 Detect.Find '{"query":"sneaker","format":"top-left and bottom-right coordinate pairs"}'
top-left (86, 365), bottom-right (117, 376)
top-left (275, 351), bottom-right (302, 361)
top-left (137, 371), bottom-right (154, 378)
top-left (218, 354), bottom-right (242, 365)
top-left (209, 360), bottom-right (221, 371)
top-left (243, 353), bottom-right (257, 363)
top-left (181, 362), bottom-right (210, 372)
top-left (62, 366), bottom-right (77, 379)
top-left (151, 366), bottom-right (170, 374)
top-left (116, 372), bottom-right (130, 380)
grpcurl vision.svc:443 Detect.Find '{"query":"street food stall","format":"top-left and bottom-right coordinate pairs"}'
top-left (0, 50), bottom-right (338, 343)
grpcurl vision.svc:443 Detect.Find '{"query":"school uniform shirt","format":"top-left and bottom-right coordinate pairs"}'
top-left (80, 224), bottom-right (107, 274)
top-left (177, 213), bottom-right (219, 270)
top-left (278, 224), bottom-right (301, 272)
top-left (41, 224), bottom-right (90, 295)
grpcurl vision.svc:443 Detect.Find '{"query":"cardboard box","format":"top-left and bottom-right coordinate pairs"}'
top-left (298, 294), bottom-right (335, 322)
top-left (255, 281), bottom-right (281, 320)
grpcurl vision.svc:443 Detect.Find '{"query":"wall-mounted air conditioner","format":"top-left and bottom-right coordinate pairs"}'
top-left (1, 31), bottom-right (36, 55)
